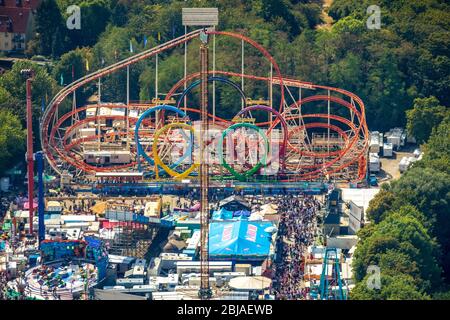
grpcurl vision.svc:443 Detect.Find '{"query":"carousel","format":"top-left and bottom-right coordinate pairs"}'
top-left (22, 261), bottom-right (98, 300)
top-left (10, 237), bottom-right (108, 300)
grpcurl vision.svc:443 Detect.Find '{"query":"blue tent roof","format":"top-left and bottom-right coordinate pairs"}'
top-left (233, 210), bottom-right (251, 218)
top-left (212, 207), bottom-right (234, 220)
top-left (209, 220), bottom-right (273, 260)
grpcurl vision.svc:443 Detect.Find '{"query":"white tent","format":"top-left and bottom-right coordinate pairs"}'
top-left (46, 201), bottom-right (62, 212)
top-left (261, 203), bottom-right (278, 211)
top-left (248, 213), bottom-right (264, 221)
top-left (258, 205), bottom-right (278, 216)
top-left (228, 276), bottom-right (272, 290)
top-left (145, 200), bottom-right (161, 217)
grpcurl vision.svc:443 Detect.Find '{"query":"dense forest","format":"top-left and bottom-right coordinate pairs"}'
top-left (351, 111), bottom-right (450, 299)
top-left (0, 0), bottom-right (449, 299)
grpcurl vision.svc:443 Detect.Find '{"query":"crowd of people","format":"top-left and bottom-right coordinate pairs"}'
top-left (59, 198), bottom-right (98, 214)
top-left (0, 194), bottom-right (17, 221)
top-left (0, 271), bottom-right (30, 300)
top-left (0, 272), bottom-right (8, 300)
top-left (271, 194), bottom-right (320, 300)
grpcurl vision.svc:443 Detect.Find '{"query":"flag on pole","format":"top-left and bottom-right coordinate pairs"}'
top-left (143, 35), bottom-right (148, 48)
top-left (129, 40), bottom-right (134, 53)
top-left (60, 73), bottom-right (64, 86)
top-left (85, 59), bottom-right (90, 71)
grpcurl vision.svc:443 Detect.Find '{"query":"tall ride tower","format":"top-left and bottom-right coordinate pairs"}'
top-left (21, 69), bottom-right (35, 235)
top-left (181, 7), bottom-right (218, 300)
top-left (198, 30), bottom-right (212, 300)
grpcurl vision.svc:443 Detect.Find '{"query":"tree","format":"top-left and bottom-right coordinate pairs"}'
top-left (52, 47), bottom-right (95, 105)
top-left (329, 53), bottom-right (363, 93)
top-left (406, 96), bottom-right (448, 144)
top-left (35, 0), bottom-right (67, 56)
top-left (421, 117), bottom-right (450, 174)
top-left (92, 26), bottom-right (145, 102)
top-left (0, 87), bottom-right (12, 105)
top-left (390, 167), bottom-right (449, 235)
top-left (327, 0), bottom-right (450, 131)
top-left (328, 0), bottom-right (367, 21)
top-left (51, 26), bottom-right (69, 59)
top-left (0, 111), bottom-right (26, 175)
top-left (362, 110), bottom-right (450, 296)
top-left (433, 291), bottom-right (450, 300)
top-left (111, 0), bottom-right (128, 27)
top-left (0, 61), bottom-right (59, 147)
top-left (0, 61), bottom-right (59, 114)
top-left (353, 206), bottom-right (441, 292)
top-left (53, 48), bottom-right (90, 83)
top-left (256, 0), bottom-right (301, 37)
top-left (70, 0), bottom-right (112, 47)
top-left (366, 188), bottom-right (398, 224)
top-left (390, 167), bottom-right (450, 282)
top-left (351, 274), bottom-right (430, 300)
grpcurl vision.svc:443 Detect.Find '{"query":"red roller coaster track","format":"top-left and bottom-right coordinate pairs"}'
top-left (40, 29), bottom-right (369, 182)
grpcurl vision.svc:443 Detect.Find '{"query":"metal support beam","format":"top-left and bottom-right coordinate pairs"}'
top-left (241, 39), bottom-right (245, 110)
top-left (328, 90), bottom-right (331, 155)
top-left (212, 31), bottom-right (216, 124)
top-left (24, 72), bottom-right (35, 234)
top-left (71, 91), bottom-right (77, 126)
top-left (36, 151), bottom-right (45, 245)
top-left (126, 65), bottom-right (130, 149)
top-left (199, 33), bottom-right (212, 300)
top-left (97, 104), bottom-right (101, 151)
top-left (98, 77), bottom-right (101, 104)
top-left (184, 26), bottom-right (188, 112)
top-left (155, 53), bottom-right (160, 128)
top-left (269, 63), bottom-right (273, 126)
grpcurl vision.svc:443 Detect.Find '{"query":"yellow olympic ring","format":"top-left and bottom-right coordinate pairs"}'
top-left (152, 123), bottom-right (199, 179)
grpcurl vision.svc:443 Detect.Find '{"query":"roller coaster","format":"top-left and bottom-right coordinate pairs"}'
top-left (40, 28), bottom-right (369, 185)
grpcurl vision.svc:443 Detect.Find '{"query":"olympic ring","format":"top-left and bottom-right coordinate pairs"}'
top-left (176, 76), bottom-right (246, 110)
top-left (235, 105), bottom-right (288, 169)
top-left (217, 123), bottom-right (269, 182)
top-left (135, 105), bottom-right (191, 173)
top-left (152, 123), bottom-right (199, 179)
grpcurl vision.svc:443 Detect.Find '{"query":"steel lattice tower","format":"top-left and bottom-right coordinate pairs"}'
top-left (198, 31), bottom-right (212, 300)
top-left (319, 247), bottom-right (346, 300)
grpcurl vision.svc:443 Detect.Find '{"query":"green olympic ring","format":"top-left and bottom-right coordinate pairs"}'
top-left (217, 123), bottom-right (269, 182)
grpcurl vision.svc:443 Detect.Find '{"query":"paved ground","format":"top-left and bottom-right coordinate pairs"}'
top-left (377, 144), bottom-right (418, 182)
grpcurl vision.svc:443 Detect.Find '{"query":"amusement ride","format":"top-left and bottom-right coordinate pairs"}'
top-left (40, 28), bottom-right (369, 185)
